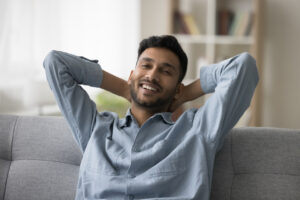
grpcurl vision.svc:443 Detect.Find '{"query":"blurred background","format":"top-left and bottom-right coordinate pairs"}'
top-left (0, 0), bottom-right (299, 129)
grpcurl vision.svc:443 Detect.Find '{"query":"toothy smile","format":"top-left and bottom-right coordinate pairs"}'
top-left (142, 84), bottom-right (157, 92)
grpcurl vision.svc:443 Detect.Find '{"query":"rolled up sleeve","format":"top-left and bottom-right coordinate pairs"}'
top-left (43, 50), bottom-right (103, 152)
top-left (195, 52), bottom-right (259, 148)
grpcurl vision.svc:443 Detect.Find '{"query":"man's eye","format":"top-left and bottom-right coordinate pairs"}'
top-left (163, 70), bottom-right (171, 75)
top-left (142, 64), bottom-right (150, 68)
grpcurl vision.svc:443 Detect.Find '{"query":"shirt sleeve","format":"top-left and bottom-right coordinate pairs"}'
top-left (43, 50), bottom-right (103, 152)
top-left (194, 52), bottom-right (259, 149)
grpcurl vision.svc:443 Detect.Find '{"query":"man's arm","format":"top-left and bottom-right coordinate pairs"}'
top-left (174, 53), bottom-right (258, 149)
top-left (101, 70), bottom-right (131, 102)
top-left (196, 52), bottom-right (259, 148)
top-left (43, 50), bottom-right (129, 152)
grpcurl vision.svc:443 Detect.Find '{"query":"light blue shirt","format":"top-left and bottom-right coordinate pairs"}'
top-left (43, 50), bottom-right (258, 200)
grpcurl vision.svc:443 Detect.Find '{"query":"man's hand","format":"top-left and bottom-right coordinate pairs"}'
top-left (168, 84), bottom-right (187, 113)
top-left (169, 79), bottom-right (205, 120)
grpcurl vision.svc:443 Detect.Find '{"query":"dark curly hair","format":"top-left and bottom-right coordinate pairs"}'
top-left (137, 35), bottom-right (188, 83)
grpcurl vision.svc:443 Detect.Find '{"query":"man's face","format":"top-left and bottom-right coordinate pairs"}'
top-left (128, 47), bottom-right (181, 110)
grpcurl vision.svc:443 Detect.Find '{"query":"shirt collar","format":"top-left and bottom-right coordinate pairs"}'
top-left (119, 109), bottom-right (133, 128)
top-left (157, 112), bottom-right (175, 125)
top-left (119, 109), bottom-right (174, 128)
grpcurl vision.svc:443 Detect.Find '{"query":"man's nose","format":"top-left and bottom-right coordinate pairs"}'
top-left (146, 67), bottom-right (159, 82)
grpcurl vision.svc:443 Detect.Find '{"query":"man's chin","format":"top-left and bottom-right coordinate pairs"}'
top-left (133, 97), bottom-right (167, 110)
top-left (134, 100), bottom-right (159, 108)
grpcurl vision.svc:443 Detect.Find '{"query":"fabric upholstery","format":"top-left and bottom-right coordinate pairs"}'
top-left (210, 127), bottom-right (300, 200)
top-left (0, 115), bottom-right (82, 200)
top-left (0, 115), bottom-right (299, 200)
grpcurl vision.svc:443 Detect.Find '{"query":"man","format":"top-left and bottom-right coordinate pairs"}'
top-left (43, 35), bottom-right (258, 200)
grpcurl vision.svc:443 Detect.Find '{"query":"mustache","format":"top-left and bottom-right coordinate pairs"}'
top-left (139, 78), bottom-right (162, 90)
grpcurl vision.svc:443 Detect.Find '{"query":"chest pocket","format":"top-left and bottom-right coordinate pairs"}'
top-left (145, 139), bottom-right (187, 177)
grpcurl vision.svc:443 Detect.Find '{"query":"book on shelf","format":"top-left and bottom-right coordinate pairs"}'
top-left (183, 14), bottom-right (201, 35)
top-left (217, 10), bottom-right (234, 35)
top-left (174, 10), bottom-right (189, 34)
top-left (218, 9), bottom-right (254, 37)
top-left (235, 11), bottom-right (253, 36)
top-left (173, 10), bottom-right (201, 35)
top-left (244, 12), bottom-right (254, 36)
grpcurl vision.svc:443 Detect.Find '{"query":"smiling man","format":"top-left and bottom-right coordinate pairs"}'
top-left (43, 35), bottom-right (258, 200)
top-left (129, 45), bottom-right (186, 125)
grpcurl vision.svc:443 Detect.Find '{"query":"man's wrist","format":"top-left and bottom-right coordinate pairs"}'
top-left (185, 79), bottom-right (204, 102)
top-left (122, 83), bottom-right (131, 102)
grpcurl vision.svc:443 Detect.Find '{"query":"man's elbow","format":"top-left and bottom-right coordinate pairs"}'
top-left (43, 50), bottom-right (62, 71)
top-left (236, 52), bottom-right (259, 86)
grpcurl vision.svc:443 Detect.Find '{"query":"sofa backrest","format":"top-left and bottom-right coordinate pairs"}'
top-left (1, 115), bottom-right (300, 200)
top-left (0, 115), bottom-right (82, 200)
top-left (210, 127), bottom-right (300, 200)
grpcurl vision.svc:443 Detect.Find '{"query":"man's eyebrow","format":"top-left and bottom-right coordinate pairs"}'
top-left (141, 57), bottom-right (154, 62)
top-left (141, 57), bottom-right (177, 71)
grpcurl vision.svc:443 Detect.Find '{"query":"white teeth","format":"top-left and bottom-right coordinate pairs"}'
top-left (142, 84), bottom-right (157, 91)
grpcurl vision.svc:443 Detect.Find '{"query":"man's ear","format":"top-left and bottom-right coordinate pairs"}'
top-left (174, 83), bottom-right (184, 100)
top-left (128, 70), bottom-right (134, 84)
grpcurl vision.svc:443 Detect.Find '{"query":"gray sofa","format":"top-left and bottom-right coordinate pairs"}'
top-left (0, 114), bottom-right (299, 200)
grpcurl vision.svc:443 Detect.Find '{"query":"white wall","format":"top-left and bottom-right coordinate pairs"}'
top-left (139, 0), bottom-right (172, 39)
top-left (0, 0), bottom-right (140, 114)
top-left (262, 0), bottom-right (300, 129)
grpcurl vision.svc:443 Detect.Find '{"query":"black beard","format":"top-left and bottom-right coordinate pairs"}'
top-left (129, 83), bottom-right (175, 110)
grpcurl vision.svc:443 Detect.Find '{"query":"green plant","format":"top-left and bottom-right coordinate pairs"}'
top-left (95, 91), bottom-right (130, 117)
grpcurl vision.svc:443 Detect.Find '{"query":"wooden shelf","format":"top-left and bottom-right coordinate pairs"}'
top-left (171, 0), bottom-right (263, 126)
top-left (174, 34), bottom-right (254, 45)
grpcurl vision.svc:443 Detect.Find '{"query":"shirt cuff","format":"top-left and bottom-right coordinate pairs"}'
top-left (81, 58), bottom-right (103, 88)
top-left (199, 65), bottom-right (217, 94)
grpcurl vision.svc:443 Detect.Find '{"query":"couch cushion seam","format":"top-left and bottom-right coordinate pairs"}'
top-left (10, 116), bottom-right (19, 161)
top-left (1, 160), bottom-right (11, 200)
top-left (10, 158), bottom-right (80, 167)
top-left (3, 116), bottom-right (19, 200)
top-left (234, 172), bottom-right (300, 177)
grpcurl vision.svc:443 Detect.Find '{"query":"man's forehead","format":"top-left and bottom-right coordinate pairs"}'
top-left (139, 47), bottom-right (180, 68)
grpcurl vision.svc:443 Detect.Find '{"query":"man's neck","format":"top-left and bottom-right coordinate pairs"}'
top-left (130, 103), bottom-right (168, 127)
